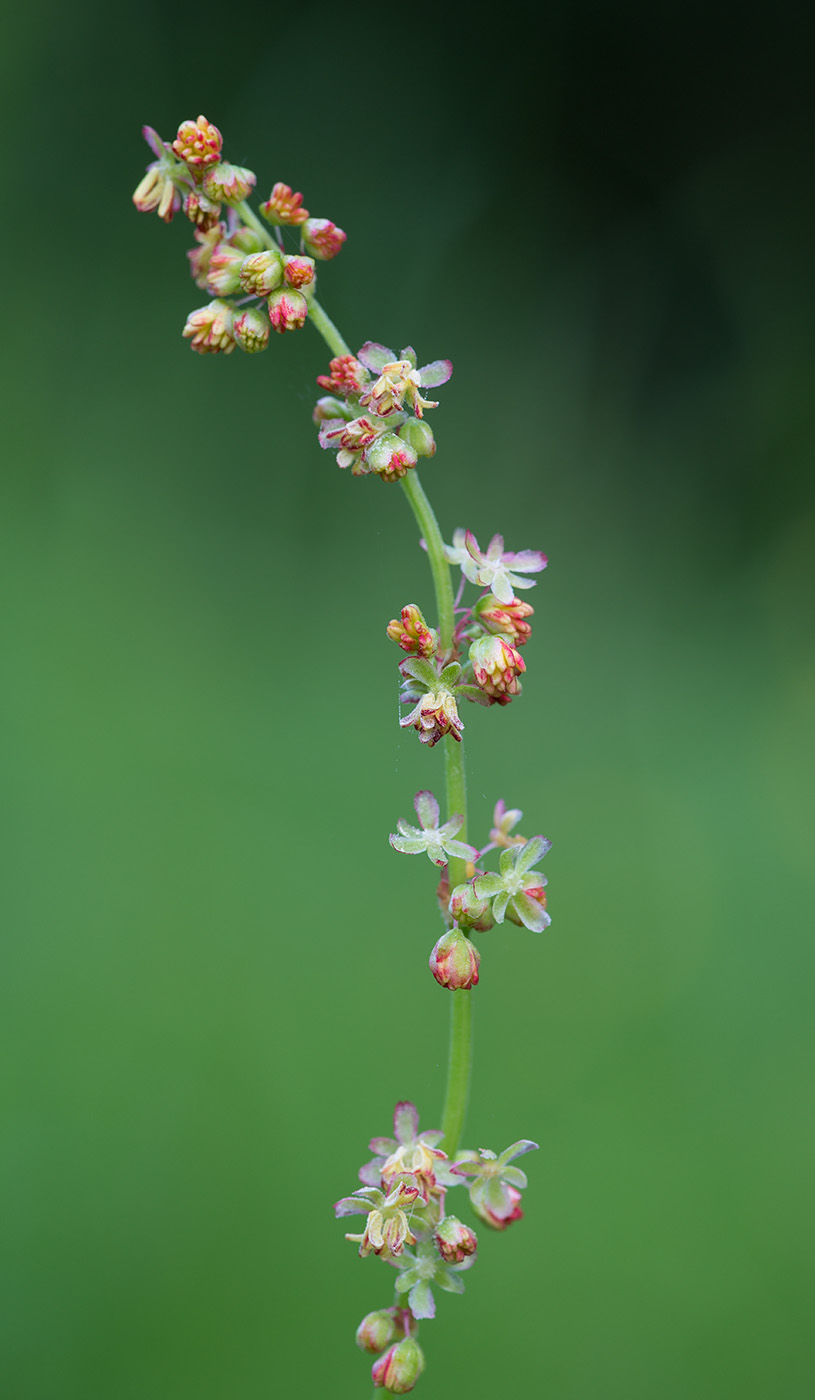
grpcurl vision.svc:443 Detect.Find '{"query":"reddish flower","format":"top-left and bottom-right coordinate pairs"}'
top-left (316, 354), bottom-right (370, 397)
top-left (260, 181), bottom-right (309, 225)
top-left (172, 115), bottom-right (223, 168)
top-left (302, 216), bottom-right (347, 260)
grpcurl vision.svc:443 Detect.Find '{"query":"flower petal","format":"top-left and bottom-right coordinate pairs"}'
top-left (414, 790), bottom-right (440, 830)
top-left (511, 892), bottom-right (552, 931)
top-left (417, 358), bottom-right (453, 388)
top-left (444, 839), bottom-right (481, 863)
top-left (506, 549), bottom-right (548, 572)
top-left (516, 835), bottom-right (552, 874)
top-left (368, 1137), bottom-right (397, 1155)
top-left (436, 1269), bottom-right (466, 1295)
top-left (464, 529), bottom-right (483, 563)
top-left (498, 846), bottom-right (517, 878)
top-left (418, 1129), bottom-right (444, 1147)
top-left (500, 1165), bottom-right (529, 1189)
top-left (491, 571), bottom-right (515, 604)
top-left (473, 872), bottom-right (504, 898)
top-left (497, 1139), bottom-right (540, 1164)
top-left (492, 890), bottom-right (510, 923)
top-left (437, 814), bottom-right (464, 839)
top-left (394, 1101), bottom-right (419, 1144)
top-left (335, 1196), bottom-right (373, 1217)
top-left (390, 834), bottom-right (430, 855)
top-left (357, 341), bottom-right (395, 371)
top-left (359, 1160), bottom-right (384, 1187)
top-left (408, 1279), bottom-right (436, 1319)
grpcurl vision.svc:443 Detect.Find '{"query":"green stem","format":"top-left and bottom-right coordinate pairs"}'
top-left (301, 289), bottom-right (474, 1157)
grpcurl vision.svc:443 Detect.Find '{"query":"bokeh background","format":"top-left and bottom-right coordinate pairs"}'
top-left (2, 1), bottom-right (814, 1396)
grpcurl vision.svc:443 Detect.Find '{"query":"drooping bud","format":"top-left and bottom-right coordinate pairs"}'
top-left (316, 354), bottom-right (370, 397)
top-left (433, 1215), bottom-right (478, 1264)
top-left (313, 395), bottom-right (352, 424)
top-left (400, 687), bottom-right (464, 746)
top-left (471, 1183), bottom-right (524, 1231)
top-left (475, 593), bottom-right (534, 646)
top-left (182, 300), bottom-right (236, 355)
top-left (429, 928), bottom-right (480, 989)
top-left (282, 254), bottom-right (315, 289)
top-left (469, 635), bottom-right (525, 703)
top-left (356, 1309), bottom-right (400, 1355)
top-left (372, 1338), bottom-right (425, 1394)
top-left (205, 244), bottom-right (245, 296)
top-left (365, 432), bottom-right (418, 483)
top-left (239, 249), bottom-right (284, 296)
top-left (386, 605), bottom-right (439, 658)
top-left (398, 419), bottom-right (436, 458)
top-left (449, 881), bottom-right (494, 932)
top-left (233, 306), bottom-right (270, 354)
top-left (260, 181), bottom-right (309, 225)
top-left (172, 115), bottom-right (223, 168)
top-left (183, 188), bottom-right (222, 230)
top-left (267, 287), bottom-right (308, 334)
top-left (302, 216), bottom-right (347, 260)
top-left (203, 161), bottom-right (257, 205)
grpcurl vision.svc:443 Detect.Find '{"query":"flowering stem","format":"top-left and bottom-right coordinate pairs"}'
top-left (304, 298), bottom-right (474, 1158)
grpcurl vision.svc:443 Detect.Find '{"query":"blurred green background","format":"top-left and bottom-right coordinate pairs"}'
top-left (2, 1), bottom-right (814, 1396)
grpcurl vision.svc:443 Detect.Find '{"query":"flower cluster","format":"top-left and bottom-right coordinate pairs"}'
top-left (390, 794), bottom-right (551, 988)
top-left (336, 1103), bottom-right (537, 1392)
top-left (314, 343), bottom-right (449, 482)
top-left (133, 116), bottom-right (346, 354)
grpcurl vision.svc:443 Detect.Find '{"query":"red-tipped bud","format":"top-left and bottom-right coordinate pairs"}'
top-left (203, 161), bottom-right (256, 205)
top-left (172, 115), bottom-right (223, 168)
top-left (302, 216), bottom-right (347, 260)
top-left (282, 254), bottom-right (315, 289)
top-left (386, 605), bottom-right (439, 658)
top-left (267, 287), bottom-right (308, 333)
top-left (233, 306), bottom-right (270, 354)
top-left (183, 189), bottom-right (222, 230)
top-left (205, 244), bottom-right (245, 296)
top-left (372, 1338), bottom-right (425, 1394)
top-left (316, 354), bottom-right (370, 397)
top-left (449, 881), bottom-right (494, 932)
top-left (239, 250), bottom-right (284, 296)
top-left (398, 419), bottom-right (436, 458)
top-left (356, 1309), bottom-right (400, 1355)
top-left (475, 593), bottom-right (534, 646)
top-left (260, 181), bottom-right (309, 225)
top-left (472, 1184), bottom-right (524, 1231)
top-left (429, 928), bottom-right (480, 990)
top-left (434, 1215), bottom-right (478, 1264)
top-left (469, 635), bottom-right (525, 703)
top-left (365, 432), bottom-right (418, 483)
top-left (182, 300), bottom-right (235, 355)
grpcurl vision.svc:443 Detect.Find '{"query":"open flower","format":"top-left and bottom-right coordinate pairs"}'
top-left (451, 1140), bottom-right (538, 1230)
top-left (389, 790), bottom-right (478, 867)
top-left (335, 1177), bottom-right (425, 1258)
top-left (393, 1240), bottom-right (474, 1320)
top-left (469, 634), bottom-right (525, 703)
top-left (359, 1101), bottom-right (447, 1195)
top-left (357, 342), bottom-right (453, 419)
top-left (182, 300), bottom-right (236, 355)
top-left (443, 530), bottom-right (548, 604)
top-left (485, 799), bottom-right (526, 852)
top-left (132, 125), bottom-right (190, 223)
top-left (475, 592), bottom-right (535, 646)
top-left (318, 415), bottom-right (383, 472)
top-left (473, 835), bottom-right (552, 931)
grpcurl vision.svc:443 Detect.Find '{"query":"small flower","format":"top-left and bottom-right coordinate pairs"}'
top-left (335, 1178), bottom-right (425, 1258)
top-left (302, 216), bottom-right (347, 260)
top-left (429, 928), bottom-right (480, 990)
top-left (356, 1309), bottom-right (402, 1355)
top-left (469, 634), bottom-right (525, 703)
top-left (268, 287), bottom-right (308, 333)
top-left (448, 880), bottom-right (494, 932)
top-left (316, 354), bottom-right (371, 398)
top-left (319, 415), bottom-right (382, 472)
top-left (357, 342), bottom-right (453, 419)
top-left (172, 115), bottom-right (223, 168)
top-left (233, 306), bottom-right (270, 354)
top-left (365, 432), bottom-right (418, 482)
top-left (187, 224), bottom-right (225, 289)
top-left (238, 249), bottom-right (284, 296)
top-left (393, 1239), bottom-right (473, 1321)
top-left (487, 799), bottom-right (525, 850)
top-left (459, 530), bottom-right (548, 605)
top-left (473, 835), bottom-right (552, 931)
top-left (283, 254), bottom-right (315, 289)
top-left (260, 181), bottom-right (309, 225)
top-left (475, 592), bottom-right (534, 646)
top-left (434, 1215), bottom-right (478, 1264)
top-left (205, 243), bottom-right (245, 296)
top-left (182, 300), bottom-right (236, 355)
top-left (372, 1337), bottom-right (425, 1393)
top-left (386, 605), bottom-right (439, 659)
top-left (389, 790), bottom-right (477, 867)
top-left (451, 1140), bottom-right (538, 1230)
top-left (203, 161), bottom-right (257, 205)
top-left (359, 1102), bottom-right (447, 1195)
top-left (183, 188), bottom-right (222, 230)
top-left (132, 125), bottom-right (189, 223)
top-left (400, 687), bottom-right (463, 746)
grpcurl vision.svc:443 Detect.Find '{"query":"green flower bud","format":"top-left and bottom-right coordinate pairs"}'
top-left (372, 1337), bottom-right (425, 1393)
top-left (356, 1309), bottom-right (400, 1355)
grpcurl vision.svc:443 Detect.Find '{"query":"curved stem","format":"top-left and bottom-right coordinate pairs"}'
top-left (301, 290), bottom-right (474, 1157)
